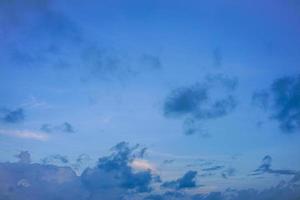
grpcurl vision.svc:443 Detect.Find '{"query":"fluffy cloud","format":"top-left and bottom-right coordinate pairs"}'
top-left (252, 75), bottom-right (300, 133)
top-left (164, 74), bottom-right (238, 135)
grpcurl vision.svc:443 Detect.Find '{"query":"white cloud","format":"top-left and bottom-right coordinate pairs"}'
top-left (130, 159), bottom-right (156, 172)
top-left (0, 129), bottom-right (49, 141)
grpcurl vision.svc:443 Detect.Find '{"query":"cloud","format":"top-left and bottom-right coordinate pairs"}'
top-left (212, 47), bottom-right (222, 67)
top-left (131, 159), bottom-right (156, 172)
top-left (0, 108), bottom-right (25, 123)
top-left (1, 143), bottom-right (300, 200)
top-left (0, 129), bottom-right (48, 141)
top-left (161, 170), bottom-right (198, 190)
top-left (0, 1), bottom-right (162, 84)
top-left (251, 155), bottom-right (297, 176)
top-left (42, 154), bottom-right (69, 165)
top-left (0, 142), bottom-right (158, 200)
top-left (0, 160), bottom-right (88, 200)
top-left (146, 181), bottom-right (300, 200)
top-left (221, 167), bottom-right (236, 179)
top-left (202, 165), bottom-right (224, 172)
top-left (163, 74), bottom-right (238, 135)
top-left (15, 151), bottom-right (31, 164)
top-left (163, 159), bottom-right (175, 164)
top-left (40, 122), bottom-right (75, 133)
top-left (253, 75), bottom-right (300, 133)
top-left (0, 0), bottom-right (82, 68)
top-left (140, 54), bottom-right (162, 70)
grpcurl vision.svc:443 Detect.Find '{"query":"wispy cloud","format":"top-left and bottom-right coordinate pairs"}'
top-left (0, 129), bottom-right (48, 141)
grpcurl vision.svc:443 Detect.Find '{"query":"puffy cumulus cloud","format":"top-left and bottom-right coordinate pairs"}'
top-left (40, 122), bottom-right (75, 134)
top-left (252, 155), bottom-right (297, 176)
top-left (161, 170), bottom-right (198, 190)
top-left (0, 108), bottom-right (25, 123)
top-left (164, 74), bottom-right (238, 136)
top-left (0, 129), bottom-right (49, 141)
top-left (252, 75), bottom-right (300, 133)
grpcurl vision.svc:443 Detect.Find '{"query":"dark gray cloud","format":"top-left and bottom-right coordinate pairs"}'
top-left (253, 75), bottom-right (300, 133)
top-left (164, 74), bottom-right (238, 135)
top-left (161, 170), bottom-right (198, 190)
top-left (40, 122), bottom-right (75, 133)
top-left (251, 155), bottom-right (297, 176)
top-left (0, 108), bottom-right (25, 123)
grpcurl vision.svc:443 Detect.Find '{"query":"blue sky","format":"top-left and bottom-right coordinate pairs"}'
top-left (0, 0), bottom-right (300, 199)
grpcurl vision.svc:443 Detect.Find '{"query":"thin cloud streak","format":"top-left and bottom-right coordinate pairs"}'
top-left (0, 129), bottom-right (49, 141)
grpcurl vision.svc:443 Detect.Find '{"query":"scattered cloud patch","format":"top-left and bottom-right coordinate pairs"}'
top-left (161, 170), bottom-right (198, 190)
top-left (164, 74), bottom-right (238, 135)
top-left (252, 155), bottom-right (297, 176)
top-left (15, 151), bottom-right (31, 164)
top-left (252, 75), bottom-right (300, 133)
top-left (0, 108), bottom-right (25, 123)
top-left (40, 122), bottom-right (75, 133)
top-left (221, 167), bottom-right (236, 179)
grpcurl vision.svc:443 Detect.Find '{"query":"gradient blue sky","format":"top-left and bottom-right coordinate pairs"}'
top-left (0, 0), bottom-right (300, 199)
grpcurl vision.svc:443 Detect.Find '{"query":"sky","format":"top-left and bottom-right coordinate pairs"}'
top-left (0, 0), bottom-right (300, 199)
